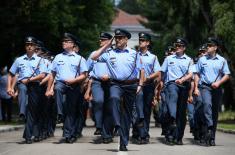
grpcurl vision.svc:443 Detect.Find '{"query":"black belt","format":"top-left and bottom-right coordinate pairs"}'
top-left (112, 79), bottom-right (138, 85)
top-left (92, 77), bottom-right (110, 83)
top-left (201, 82), bottom-right (211, 87)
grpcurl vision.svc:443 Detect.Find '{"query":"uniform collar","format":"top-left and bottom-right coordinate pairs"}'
top-left (115, 47), bottom-right (129, 53)
top-left (62, 51), bottom-right (76, 56)
top-left (206, 54), bottom-right (219, 60)
top-left (23, 53), bottom-right (37, 60)
top-left (139, 50), bottom-right (150, 56)
top-left (173, 53), bottom-right (187, 59)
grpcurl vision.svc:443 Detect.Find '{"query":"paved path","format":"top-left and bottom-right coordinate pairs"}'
top-left (0, 120), bottom-right (235, 155)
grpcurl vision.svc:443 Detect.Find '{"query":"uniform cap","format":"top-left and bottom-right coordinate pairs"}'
top-left (114, 28), bottom-right (131, 39)
top-left (100, 32), bottom-right (113, 40)
top-left (138, 32), bottom-right (151, 41)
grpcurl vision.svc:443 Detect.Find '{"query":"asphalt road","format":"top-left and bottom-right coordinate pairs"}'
top-left (0, 120), bottom-right (235, 155)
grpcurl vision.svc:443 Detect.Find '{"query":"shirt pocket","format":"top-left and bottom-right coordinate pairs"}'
top-left (109, 57), bottom-right (117, 68)
top-left (71, 63), bottom-right (78, 73)
top-left (18, 64), bottom-right (26, 72)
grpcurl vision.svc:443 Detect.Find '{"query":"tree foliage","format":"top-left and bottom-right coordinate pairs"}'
top-left (0, 0), bottom-right (114, 66)
top-left (119, 0), bottom-right (235, 110)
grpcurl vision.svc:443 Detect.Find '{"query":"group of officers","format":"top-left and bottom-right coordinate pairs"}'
top-left (6, 28), bottom-right (230, 151)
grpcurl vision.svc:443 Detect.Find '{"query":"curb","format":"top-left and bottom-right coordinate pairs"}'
top-left (0, 125), bottom-right (24, 133)
top-left (217, 128), bottom-right (235, 134)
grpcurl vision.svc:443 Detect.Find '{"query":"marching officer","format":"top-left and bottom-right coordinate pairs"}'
top-left (87, 32), bottom-right (112, 136)
top-left (91, 28), bottom-right (144, 151)
top-left (161, 37), bottom-right (193, 145)
top-left (133, 32), bottom-right (161, 144)
top-left (7, 36), bottom-right (47, 143)
top-left (194, 37), bottom-right (230, 146)
top-left (46, 33), bottom-right (88, 143)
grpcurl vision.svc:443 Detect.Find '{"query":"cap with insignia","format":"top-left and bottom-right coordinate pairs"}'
top-left (100, 32), bottom-right (113, 40)
top-left (114, 28), bottom-right (131, 39)
top-left (63, 32), bottom-right (78, 42)
top-left (25, 36), bottom-right (37, 44)
top-left (206, 37), bottom-right (220, 46)
top-left (174, 37), bottom-right (188, 47)
top-left (198, 44), bottom-right (207, 52)
top-left (138, 32), bottom-right (151, 41)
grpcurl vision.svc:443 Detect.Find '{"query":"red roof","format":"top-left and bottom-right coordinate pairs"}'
top-left (112, 9), bottom-right (148, 26)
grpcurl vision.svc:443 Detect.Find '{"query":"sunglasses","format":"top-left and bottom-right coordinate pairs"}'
top-left (207, 43), bottom-right (215, 48)
top-left (174, 43), bottom-right (184, 48)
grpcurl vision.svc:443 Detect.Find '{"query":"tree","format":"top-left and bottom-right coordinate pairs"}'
top-left (119, 0), bottom-right (235, 110)
top-left (0, 0), bottom-right (115, 67)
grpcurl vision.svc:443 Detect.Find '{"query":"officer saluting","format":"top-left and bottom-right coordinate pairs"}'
top-left (194, 37), bottom-right (230, 146)
top-left (46, 33), bottom-right (88, 143)
top-left (7, 36), bottom-right (47, 144)
top-left (91, 29), bottom-right (144, 151)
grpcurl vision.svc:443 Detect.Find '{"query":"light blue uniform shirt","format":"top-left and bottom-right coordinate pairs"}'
top-left (87, 51), bottom-right (110, 79)
top-left (0, 75), bottom-right (11, 99)
top-left (52, 51), bottom-right (88, 81)
top-left (161, 54), bottom-right (193, 83)
top-left (196, 54), bottom-right (230, 84)
top-left (9, 53), bottom-right (47, 81)
top-left (98, 47), bottom-right (141, 81)
top-left (138, 51), bottom-right (161, 77)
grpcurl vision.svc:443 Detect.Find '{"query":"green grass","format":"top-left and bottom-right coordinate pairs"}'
top-left (218, 123), bottom-right (235, 130)
top-left (218, 111), bottom-right (235, 130)
top-left (0, 120), bottom-right (23, 126)
top-left (218, 111), bottom-right (235, 121)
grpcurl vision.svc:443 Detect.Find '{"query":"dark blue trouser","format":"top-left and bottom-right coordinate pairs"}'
top-left (199, 85), bottom-right (222, 140)
top-left (17, 83), bottom-right (28, 116)
top-left (139, 83), bottom-right (155, 138)
top-left (166, 82), bottom-right (189, 140)
top-left (187, 103), bottom-right (195, 130)
top-left (0, 98), bottom-right (13, 122)
top-left (23, 82), bottom-right (41, 140)
top-left (74, 92), bottom-right (85, 136)
top-left (54, 81), bottom-right (81, 138)
top-left (102, 81), bottom-right (137, 146)
top-left (91, 79), bottom-right (109, 129)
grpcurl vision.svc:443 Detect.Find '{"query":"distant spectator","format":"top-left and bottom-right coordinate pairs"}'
top-left (0, 66), bottom-right (13, 122)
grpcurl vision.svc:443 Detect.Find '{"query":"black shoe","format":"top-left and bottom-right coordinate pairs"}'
top-left (34, 137), bottom-right (40, 142)
top-left (26, 139), bottom-right (32, 144)
top-left (112, 126), bottom-right (119, 137)
top-left (93, 136), bottom-right (103, 144)
top-left (76, 133), bottom-right (83, 139)
top-left (131, 136), bottom-right (140, 144)
top-left (58, 138), bottom-right (67, 144)
top-left (94, 128), bottom-right (102, 135)
top-left (56, 115), bottom-right (64, 124)
top-left (140, 138), bottom-right (149, 144)
top-left (68, 137), bottom-right (77, 143)
top-left (136, 119), bottom-right (144, 128)
top-left (165, 135), bottom-right (174, 145)
top-left (119, 145), bottom-right (128, 151)
top-left (103, 138), bottom-right (113, 144)
top-left (209, 139), bottom-right (216, 146)
top-left (175, 139), bottom-right (183, 145)
top-left (19, 114), bottom-right (26, 122)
